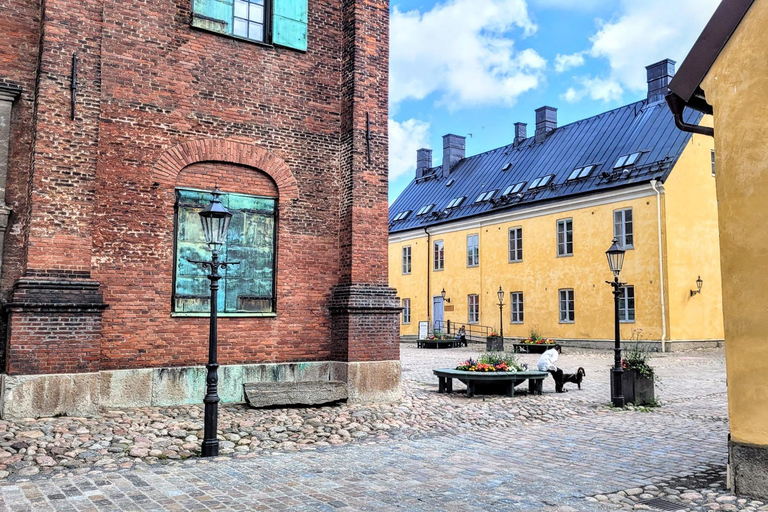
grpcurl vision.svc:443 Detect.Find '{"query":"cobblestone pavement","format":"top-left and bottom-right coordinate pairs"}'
top-left (0, 345), bottom-right (750, 511)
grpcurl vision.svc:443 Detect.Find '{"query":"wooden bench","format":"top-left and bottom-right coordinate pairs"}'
top-left (432, 368), bottom-right (549, 397)
top-left (512, 343), bottom-right (558, 354)
top-left (417, 338), bottom-right (467, 349)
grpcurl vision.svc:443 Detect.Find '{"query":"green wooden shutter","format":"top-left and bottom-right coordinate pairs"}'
top-left (192, 0), bottom-right (235, 35)
top-left (272, 0), bottom-right (308, 51)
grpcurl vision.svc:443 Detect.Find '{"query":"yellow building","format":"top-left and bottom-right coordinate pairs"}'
top-left (668, 0), bottom-right (768, 498)
top-left (389, 60), bottom-right (724, 352)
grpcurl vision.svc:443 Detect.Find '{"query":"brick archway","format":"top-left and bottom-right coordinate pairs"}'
top-left (151, 139), bottom-right (298, 201)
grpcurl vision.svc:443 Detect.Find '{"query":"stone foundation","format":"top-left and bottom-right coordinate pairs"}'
top-left (0, 360), bottom-right (401, 419)
top-left (729, 439), bottom-right (768, 500)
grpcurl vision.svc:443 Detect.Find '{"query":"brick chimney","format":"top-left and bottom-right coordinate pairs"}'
top-left (416, 148), bottom-right (432, 179)
top-left (441, 134), bottom-right (465, 177)
top-left (646, 59), bottom-right (676, 103)
top-left (535, 106), bottom-right (557, 143)
top-left (514, 122), bottom-right (527, 146)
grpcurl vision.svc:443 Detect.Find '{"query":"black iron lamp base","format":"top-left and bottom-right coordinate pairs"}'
top-left (201, 440), bottom-right (219, 457)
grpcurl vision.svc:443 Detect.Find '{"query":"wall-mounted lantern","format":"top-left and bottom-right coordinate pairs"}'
top-left (440, 288), bottom-right (451, 303)
top-left (690, 276), bottom-right (703, 297)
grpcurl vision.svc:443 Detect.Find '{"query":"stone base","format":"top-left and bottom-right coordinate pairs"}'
top-left (244, 381), bottom-right (348, 408)
top-left (0, 360), bottom-right (402, 418)
top-left (729, 439), bottom-right (768, 499)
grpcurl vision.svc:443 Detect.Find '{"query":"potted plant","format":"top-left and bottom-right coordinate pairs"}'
top-left (514, 328), bottom-right (556, 353)
top-left (617, 345), bottom-right (656, 406)
top-left (486, 331), bottom-right (503, 351)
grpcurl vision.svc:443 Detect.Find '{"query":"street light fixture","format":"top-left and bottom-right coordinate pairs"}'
top-left (440, 288), bottom-right (450, 303)
top-left (690, 276), bottom-right (703, 296)
top-left (606, 238), bottom-right (626, 407)
top-left (189, 186), bottom-right (239, 457)
top-left (497, 286), bottom-right (505, 342)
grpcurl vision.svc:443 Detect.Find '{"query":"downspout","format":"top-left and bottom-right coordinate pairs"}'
top-left (424, 226), bottom-right (431, 330)
top-left (650, 180), bottom-right (667, 352)
top-left (665, 93), bottom-right (715, 137)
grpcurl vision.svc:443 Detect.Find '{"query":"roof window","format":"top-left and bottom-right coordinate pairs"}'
top-left (529, 174), bottom-right (553, 190)
top-left (501, 163), bottom-right (512, 171)
top-left (503, 182), bottom-right (526, 196)
top-left (474, 190), bottom-right (497, 203)
top-left (416, 204), bottom-right (435, 216)
top-left (392, 210), bottom-right (411, 221)
top-left (614, 152), bottom-right (643, 169)
top-left (567, 165), bottom-right (595, 181)
top-left (446, 197), bottom-right (465, 209)
top-left (446, 179), bottom-right (454, 187)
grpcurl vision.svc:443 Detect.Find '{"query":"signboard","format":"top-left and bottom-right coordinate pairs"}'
top-left (444, 305), bottom-right (454, 312)
top-left (418, 321), bottom-right (429, 340)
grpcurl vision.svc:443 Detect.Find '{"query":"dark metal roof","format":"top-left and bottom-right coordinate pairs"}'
top-left (668, 0), bottom-right (756, 104)
top-left (389, 99), bottom-right (702, 234)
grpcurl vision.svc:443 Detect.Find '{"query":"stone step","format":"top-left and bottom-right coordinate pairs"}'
top-left (243, 381), bottom-right (348, 408)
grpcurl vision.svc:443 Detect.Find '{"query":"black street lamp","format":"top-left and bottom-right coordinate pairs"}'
top-left (606, 238), bottom-right (626, 407)
top-left (189, 186), bottom-right (239, 457)
top-left (497, 286), bottom-right (505, 342)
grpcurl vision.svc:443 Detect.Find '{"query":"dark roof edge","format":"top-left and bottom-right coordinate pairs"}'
top-left (669, 0), bottom-right (756, 103)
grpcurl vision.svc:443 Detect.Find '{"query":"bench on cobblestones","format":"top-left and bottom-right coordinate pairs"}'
top-left (432, 369), bottom-right (549, 398)
top-left (417, 339), bottom-right (466, 349)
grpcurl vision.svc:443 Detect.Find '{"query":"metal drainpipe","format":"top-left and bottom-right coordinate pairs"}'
top-left (424, 227), bottom-right (431, 330)
top-left (650, 180), bottom-right (667, 352)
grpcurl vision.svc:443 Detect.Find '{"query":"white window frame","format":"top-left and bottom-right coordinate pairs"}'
top-left (508, 227), bottom-right (523, 263)
top-left (557, 218), bottom-right (573, 257)
top-left (468, 294), bottom-right (479, 324)
top-left (402, 246), bottom-right (411, 275)
top-left (711, 149), bottom-right (716, 176)
top-left (559, 288), bottom-right (575, 323)
top-left (619, 286), bottom-right (635, 323)
top-left (613, 208), bottom-right (634, 249)
top-left (466, 234), bottom-right (479, 267)
top-left (433, 240), bottom-right (444, 271)
top-left (402, 298), bottom-right (411, 324)
top-left (510, 292), bottom-right (523, 324)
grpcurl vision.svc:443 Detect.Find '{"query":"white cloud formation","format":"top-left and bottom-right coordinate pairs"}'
top-left (532, 0), bottom-right (608, 10)
top-left (554, 53), bottom-right (585, 73)
top-left (561, 76), bottom-right (623, 103)
top-left (389, 118), bottom-right (432, 183)
top-left (390, 0), bottom-right (546, 109)
top-left (587, 0), bottom-right (721, 93)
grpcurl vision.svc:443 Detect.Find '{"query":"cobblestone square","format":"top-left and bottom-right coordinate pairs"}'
top-left (0, 345), bottom-right (758, 511)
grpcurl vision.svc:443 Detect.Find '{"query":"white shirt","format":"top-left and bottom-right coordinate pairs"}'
top-left (537, 348), bottom-right (559, 371)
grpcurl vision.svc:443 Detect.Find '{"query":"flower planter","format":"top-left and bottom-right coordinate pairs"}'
top-left (512, 343), bottom-right (555, 354)
top-left (611, 368), bottom-right (655, 406)
top-left (486, 335), bottom-right (503, 352)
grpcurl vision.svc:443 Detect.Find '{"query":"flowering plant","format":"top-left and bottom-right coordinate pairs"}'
top-left (455, 353), bottom-right (525, 372)
top-left (520, 328), bottom-right (554, 345)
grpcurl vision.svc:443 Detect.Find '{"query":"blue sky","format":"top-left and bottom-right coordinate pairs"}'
top-left (388, 0), bottom-right (721, 203)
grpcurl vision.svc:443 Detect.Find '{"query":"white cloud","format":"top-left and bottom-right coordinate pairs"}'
top-left (554, 53), bottom-right (585, 73)
top-left (532, 0), bottom-right (608, 10)
top-left (389, 118), bottom-right (431, 183)
top-left (560, 76), bottom-right (623, 103)
top-left (390, 0), bottom-right (546, 109)
top-left (587, 0), bottom-right (721, 93)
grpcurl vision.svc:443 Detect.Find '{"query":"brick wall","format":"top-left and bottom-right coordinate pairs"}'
top-left (2, 0), bottom-right (399, 375)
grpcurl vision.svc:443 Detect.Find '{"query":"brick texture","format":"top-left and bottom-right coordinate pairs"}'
top-left (1, 0), bottom-right (400, 376)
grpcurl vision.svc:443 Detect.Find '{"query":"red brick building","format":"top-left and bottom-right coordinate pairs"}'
top-left (0, 0), bottom-right (400, 417)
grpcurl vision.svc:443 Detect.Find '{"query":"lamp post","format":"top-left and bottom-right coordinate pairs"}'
top-left (606, 238), bottom-right (626, 407)
top-left (497, 286), bottom-right (505, 342)
top-left (189, 186), bottom-right (239, 457)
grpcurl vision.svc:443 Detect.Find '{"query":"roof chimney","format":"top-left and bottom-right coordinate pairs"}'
top-left (442, 134), bottom-right (465, 177)
top-left (514, 122), bottom-right (527, 146)
top-left (646, 59), bottom-right (676, 103)
top-left (535, 106), bottom-right (557, 143)
top-left (416, 148), bottom-right (432, 179)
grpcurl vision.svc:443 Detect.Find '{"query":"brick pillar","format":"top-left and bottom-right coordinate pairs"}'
top-left (332, 0), bottom-right (401, 401)
top-left (5, 0), bottom-right (107, 377)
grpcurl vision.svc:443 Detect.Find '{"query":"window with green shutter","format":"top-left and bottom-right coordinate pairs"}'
top-left (191, 0), bottom-right (307, 51)
top-left (174, 189), bottom-right (277, 314)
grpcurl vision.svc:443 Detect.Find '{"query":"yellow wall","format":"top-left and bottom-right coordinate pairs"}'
top-left (389, 190), bottom-right (667, 341)
top-left (700, 0), bottom-right (768, 446)
top-left (663, 121), bottom-right (724, 342)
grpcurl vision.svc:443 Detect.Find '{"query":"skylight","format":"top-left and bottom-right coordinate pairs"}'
top-left (529, 175), bottom-right (553, 190)
top-left (392, 210), bottom-right (411, 221)
top-left (503, 182), bottom-right (526, 196)
top-left (568, 165), bottom-right (595, 181)
top-left (446, 179), bottom-right (454, 187)
top-left (416, 204), bottom-right (434, 216)
top-left (474, 190), bottom-right (497, 203)
top-left (446, 197), bottom-right (465, 209)
top-left (501, 163), bottom-right (512, 171)
top-left (614, 152), bottom-right (642, 169)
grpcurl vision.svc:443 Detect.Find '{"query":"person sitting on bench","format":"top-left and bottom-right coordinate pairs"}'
top-left (456, 325), bottom-right (467, 347)
top-left (537, 344), bottom-right (565, 393)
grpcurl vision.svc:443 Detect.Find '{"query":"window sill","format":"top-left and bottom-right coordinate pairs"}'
top-left (190, 24), bottom-right (277, 50)
top-left (557, 253), bottom-right (574, 258)
top-left (508, 259), bottom-right (523, 264)
top-left (559, 320), bottom-right (575, 324)
top-left (620, 320), bottom-right (636, 324)
top-left (171, 312), bottom-right (277, 318)
top-left (510, 321), bottom-right (524, 324)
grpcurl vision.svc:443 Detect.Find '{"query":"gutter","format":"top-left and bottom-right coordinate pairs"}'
top-left (650, 179), bottom-right (667, 352)
top-left (666, 93), bottom-right (714, 137)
